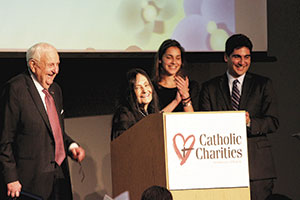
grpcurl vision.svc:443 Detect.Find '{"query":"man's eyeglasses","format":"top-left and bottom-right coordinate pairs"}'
top-left (78, 162), bottom-right (85, 183)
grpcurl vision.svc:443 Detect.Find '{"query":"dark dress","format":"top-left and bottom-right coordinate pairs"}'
top-left (111, 106), bottom-right (146, 141)
top-left (153, 80), bottom-right (199, 112)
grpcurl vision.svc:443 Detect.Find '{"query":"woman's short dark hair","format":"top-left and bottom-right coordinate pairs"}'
top-left (141, 185), bottom-right (173, 200)
top-left (225, 34), bottom-right (253, 56)
top-left (153, 39), bottom-right (186, 84)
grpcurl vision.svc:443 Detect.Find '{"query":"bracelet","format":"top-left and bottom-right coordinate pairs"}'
top-left (182, 99), bottom-right (192, 107)
top-left (182, 96), bottom-right (191, 101)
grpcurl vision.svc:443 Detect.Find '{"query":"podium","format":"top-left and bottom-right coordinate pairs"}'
top-left (111, 112), bottom-right (250, 200)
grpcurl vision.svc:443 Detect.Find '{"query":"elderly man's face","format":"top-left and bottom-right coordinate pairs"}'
top-left (30, 48), bottom-right (60, 89)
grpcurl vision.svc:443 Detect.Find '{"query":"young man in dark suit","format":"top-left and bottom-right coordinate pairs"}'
top-left (199, 34), bottom-right (279, 200)
top-left (0, 43), bottom-right (85, 199)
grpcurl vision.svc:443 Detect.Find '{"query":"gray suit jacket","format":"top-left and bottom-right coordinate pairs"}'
top-left (0, 71), bottom-right (74, 199)
top-left (199, 72), bottom-right (279, 180)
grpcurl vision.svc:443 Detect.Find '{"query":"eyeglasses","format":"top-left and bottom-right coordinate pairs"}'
top-left (78, 162), bottom-right (85, 183)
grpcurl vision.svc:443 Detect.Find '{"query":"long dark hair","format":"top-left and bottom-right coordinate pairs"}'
top-left (153, 39), bottom-right (186, 84)
top-left (119, 68), bottom-right (159, 121)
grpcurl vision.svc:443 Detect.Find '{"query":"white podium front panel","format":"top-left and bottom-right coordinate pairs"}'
top-left (164, 111), bottom-right (249, 190)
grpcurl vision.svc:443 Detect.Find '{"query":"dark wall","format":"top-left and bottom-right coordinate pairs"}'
top-left (263, 1), bottom-right (300, 198)
top-left (0, 0), bottom-right (299, 199)
top-left (0, 55), bottom-right (155, 117)
top-left (0, 52), bottom-right (273, 118)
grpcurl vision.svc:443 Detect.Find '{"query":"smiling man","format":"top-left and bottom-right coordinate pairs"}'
top-left (0, 42), bottom-right (85, 200)
top-left (198, 34), bottom-right (279, 200)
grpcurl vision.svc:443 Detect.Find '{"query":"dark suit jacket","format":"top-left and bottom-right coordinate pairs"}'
top-left (0, 71), bottom-right (74, 199)
top-left (199, 72), bottom-right (279, 180)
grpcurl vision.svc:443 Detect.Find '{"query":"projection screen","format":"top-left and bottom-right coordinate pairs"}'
top-left (0, 0), bottom-right (267, 52)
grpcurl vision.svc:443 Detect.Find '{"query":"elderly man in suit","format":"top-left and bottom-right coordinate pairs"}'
top-left (0, 42), bottom-right (85, 199)
top-left (198, 34), bottom-right (279, 200)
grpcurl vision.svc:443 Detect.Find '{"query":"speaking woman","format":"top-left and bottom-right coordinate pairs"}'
top-left (111, 68), bottom-right (159, 141)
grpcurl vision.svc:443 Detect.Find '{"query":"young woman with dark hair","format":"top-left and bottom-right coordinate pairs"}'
top-left (153, 39), bottom-right (199, 112)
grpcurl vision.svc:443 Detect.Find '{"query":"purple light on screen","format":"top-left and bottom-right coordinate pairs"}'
top-left (172, 0), bottom-right (235, 51)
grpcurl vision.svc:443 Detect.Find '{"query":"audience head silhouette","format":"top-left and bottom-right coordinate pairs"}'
top-left (141, 185), bottom-right (173, 200)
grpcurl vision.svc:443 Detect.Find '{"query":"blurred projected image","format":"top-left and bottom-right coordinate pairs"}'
top-left (174, 0), bottom-right (235, 51)
top-left (1, 0), bottom-right (235, 52)
top-left (117, 0), bottom-right (235, 51)
top-left (117, 0), bottom-right (179, 48)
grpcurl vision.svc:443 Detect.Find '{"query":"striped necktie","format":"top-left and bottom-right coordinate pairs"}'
top-left (231, 79), bottom-right (240, 110)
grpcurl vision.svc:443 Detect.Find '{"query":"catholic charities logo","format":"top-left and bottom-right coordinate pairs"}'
top-left (173, 132), bottom-right (243, 165)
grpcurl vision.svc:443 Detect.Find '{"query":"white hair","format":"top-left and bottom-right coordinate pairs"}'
top-left (26, 42), bottom-right (57, 67)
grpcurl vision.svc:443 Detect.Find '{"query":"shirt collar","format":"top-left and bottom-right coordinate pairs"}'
top-left (29, 68), bottom-right (44, 92)
top-left (226, 70), bottom-right (246, 85)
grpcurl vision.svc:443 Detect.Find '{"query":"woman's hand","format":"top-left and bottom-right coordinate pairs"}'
top-left (175, 75), bottom-right (190, 99)
top-left (161, 91), bottom-right (182, 112)
top-left (175, 91), bottom-right (182, 103)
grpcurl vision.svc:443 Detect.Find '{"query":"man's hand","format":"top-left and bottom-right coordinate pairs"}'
top-left (70, 146), bottom-right (85, 162)
top-left (246, 111), bottom-right (251, 127)
top-left (7, 180), bottom-right (22, 198)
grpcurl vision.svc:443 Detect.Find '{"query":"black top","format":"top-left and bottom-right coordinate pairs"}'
top-left (111, 106), bottom-right (147, 141)
top-left (153, 80), bottom-right (199, 112)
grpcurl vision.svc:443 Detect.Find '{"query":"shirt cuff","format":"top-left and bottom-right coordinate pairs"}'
top-left (68, 142), bottom-right (79, 151)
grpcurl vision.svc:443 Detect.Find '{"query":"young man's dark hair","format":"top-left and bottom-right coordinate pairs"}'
top-left (225, 33), bottom-right (253, 56)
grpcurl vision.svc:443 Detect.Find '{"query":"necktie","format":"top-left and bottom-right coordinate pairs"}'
top-left (231, 79), bottom-right (240, 111)
top-left (43, 89), bottom-right (66, 166)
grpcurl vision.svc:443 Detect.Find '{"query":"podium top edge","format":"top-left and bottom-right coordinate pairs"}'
top-left (161, 111), bottom-right (246, 115)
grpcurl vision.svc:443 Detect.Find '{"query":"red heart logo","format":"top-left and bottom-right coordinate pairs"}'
top-left (173, 133), bottom-right (195, 165)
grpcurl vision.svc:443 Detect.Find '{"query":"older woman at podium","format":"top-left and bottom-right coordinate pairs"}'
top-left (111, 68), bottom-right (160, 141)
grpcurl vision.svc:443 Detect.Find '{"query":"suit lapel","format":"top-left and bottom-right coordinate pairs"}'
top-left (48, 87), bottom-right (63, 125)
top-left (24, 72), bottom-right (52, 130)
top-left (239, 73), bottom-right (253, 109)
top-left (219, 74), bottom-right (233, 110)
